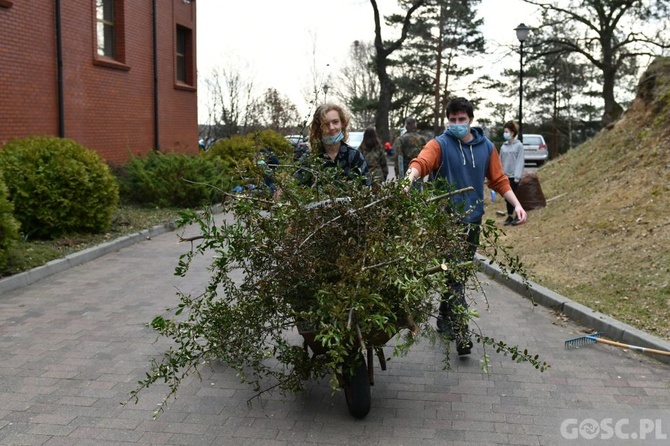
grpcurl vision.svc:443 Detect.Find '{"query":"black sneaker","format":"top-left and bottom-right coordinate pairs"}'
top-left (503, 216), bottom-right (514, 226)
top-left (436, 316), bottom-right (455, 340)
top-left (456, 337), bottom-right (473, 356)
top-left (511, 217), bottom-right (520, 226)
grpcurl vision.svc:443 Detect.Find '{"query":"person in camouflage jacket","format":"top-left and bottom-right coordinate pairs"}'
top-left (358, 127), bottom-right (388, 183)
top-left (393, 117), bottom-right (426, 177)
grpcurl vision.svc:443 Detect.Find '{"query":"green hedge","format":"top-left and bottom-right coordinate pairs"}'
top-left (0, 137), bottom-right (119, 239)
top-left (204, 130), bottom-right (293, 190)
top-left (0, 176), bottom-right (20, 269)
top-left (117, 151), bottom-right (227, 208)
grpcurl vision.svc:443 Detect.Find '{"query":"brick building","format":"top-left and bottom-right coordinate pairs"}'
top-left (0, 0), bottom-right (198, 165)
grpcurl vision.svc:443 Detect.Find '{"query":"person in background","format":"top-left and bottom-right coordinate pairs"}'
top-left (404, 97), bottom-right (527, 356)
top-left (358, 127), bottom-right (389, 183)
top-left (296, 103), bottom-right (370, 187)
top-left (384, 141), bottom-right (393, 156)
top-left (393, 117), bottom-right (427, 177)
top-left (257, 148), bottom-right (279, 193)
top-left (499, 120), bottom-right (525, 225)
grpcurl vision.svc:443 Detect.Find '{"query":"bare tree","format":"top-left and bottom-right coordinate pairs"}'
top-left (253, 88), bottom-right (301, 133)
top-left (370, 0), bottom-right (426, 143)
top-left (336, 40), bottom-right (379, 129)
top-left (523, 0), bottom-right (670, 126)
top-left (203, 63), bottom-right (257, 140)
top-left (299, 30), bottom-right (331, 131)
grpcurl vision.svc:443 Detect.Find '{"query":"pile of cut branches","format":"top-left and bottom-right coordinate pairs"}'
top-left (129, 160), bottom-right (548, 416)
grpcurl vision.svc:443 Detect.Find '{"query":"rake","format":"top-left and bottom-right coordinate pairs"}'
top-left (564, 332), bottom-right (670, 357)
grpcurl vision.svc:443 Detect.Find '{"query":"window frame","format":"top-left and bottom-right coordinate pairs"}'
top-left (175, 24), bottom-right (195, 89)
top-left (523, 136), bottom-right (543, 145)
top-left (93, 0), bottom-right (128, 70)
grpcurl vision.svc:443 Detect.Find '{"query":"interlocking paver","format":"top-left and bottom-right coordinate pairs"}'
top-left (1, 216), bottom-right (669, 445)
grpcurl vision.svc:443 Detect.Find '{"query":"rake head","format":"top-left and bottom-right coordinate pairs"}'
top-left (564, 332), bottom-right (603, 350)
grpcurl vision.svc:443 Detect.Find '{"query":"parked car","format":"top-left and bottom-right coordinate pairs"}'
top-left (347, 131), bottom-right (365, 150)
top-left (521, 134), bottom-right (549, 166)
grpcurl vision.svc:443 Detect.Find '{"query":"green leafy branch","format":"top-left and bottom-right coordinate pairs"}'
top-left (128, 162), bottom-right (550, 417)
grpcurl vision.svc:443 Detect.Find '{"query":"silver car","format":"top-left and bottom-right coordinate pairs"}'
top-left (285, 135), bottom-right (309, 160)
top-left (347, 131), bottom-right (365, 150)
top-left (522, 134), bottom-right (549, 166)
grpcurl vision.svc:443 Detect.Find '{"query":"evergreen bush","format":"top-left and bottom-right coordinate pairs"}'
top-left (0, 177), bottom-right (20, 270)
top-left (0, 137), bottom-right (119, 239)
top-left (204, 130), bottom-right (293, 190)
top-left (117, 151), bottom-right (226, 208)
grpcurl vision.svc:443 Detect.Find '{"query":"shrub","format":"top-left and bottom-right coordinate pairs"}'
top-left (206, 130), bottom-right (292, 161)
top-left (0, 177), bottom-right (20, 269)
top-left (0, 137), bottom-right (119, 239)
top-left (204, 130), bottom-right (293, 190)
top-left (252, 129), bottom-right (293, 160)
top-left (117, 151), bottom-right (226, 208)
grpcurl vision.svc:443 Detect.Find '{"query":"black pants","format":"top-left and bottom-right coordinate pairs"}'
top-left (506, 179), bottom-right (520, 216)
top-left (438, 222), bottom-right (480, 330)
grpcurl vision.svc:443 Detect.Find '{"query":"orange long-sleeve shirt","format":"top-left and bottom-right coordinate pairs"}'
top-left (408, 138), bottom-right (512, 196)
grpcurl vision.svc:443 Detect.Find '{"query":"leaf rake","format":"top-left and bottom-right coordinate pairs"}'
top-left (564, 332), bottom-right (670, 357)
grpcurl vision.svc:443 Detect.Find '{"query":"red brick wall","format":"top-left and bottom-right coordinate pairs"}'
top-left (159, 1), bottom-right (198, 157)
top-left (0, 0), bottom-right (198, 165)
top-left (0, 2), bottom-right (59, 138)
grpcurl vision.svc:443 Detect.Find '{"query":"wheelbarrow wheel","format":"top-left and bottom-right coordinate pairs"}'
top-left (341, 352), bottom-right (371, 419)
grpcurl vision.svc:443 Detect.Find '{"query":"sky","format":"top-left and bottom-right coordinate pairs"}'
top-left (195, 0), bottom-right (541, 125)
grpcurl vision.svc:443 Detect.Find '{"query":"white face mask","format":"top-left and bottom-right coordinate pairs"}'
top-left (503, 132), bottom-right (511, 141)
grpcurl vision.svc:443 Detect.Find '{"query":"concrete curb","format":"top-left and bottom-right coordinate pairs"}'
top-left (476, 253), bottom-right (670, 365)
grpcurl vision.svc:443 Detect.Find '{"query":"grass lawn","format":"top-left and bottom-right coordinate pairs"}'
top-left (1, 205), bottom-right (180, 278)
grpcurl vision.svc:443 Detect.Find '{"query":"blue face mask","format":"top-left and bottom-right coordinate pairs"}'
top-left (449, 124), bottom-right (469, 140)
top-left (503, 132), bottom-right (511, 140)
top-left (322, 131), bottom-right (344, 146)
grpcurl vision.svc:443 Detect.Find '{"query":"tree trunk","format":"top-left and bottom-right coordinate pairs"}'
top-left (375, 57), bottom-right (395, 144)
top-left (551, 67), bottom-right (560, 160)
top-left (433, 10), bottom-right (445, 135)
top-left (440, 52), bottom-right (453, 132)
top-left (370, 0), bottom-right (425, 143)
top-left (601, 66), bottom-right (622, 126)
top-left (433, 47), bottom-right (443, 135)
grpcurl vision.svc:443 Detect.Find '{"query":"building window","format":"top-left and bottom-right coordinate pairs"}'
top-left (95, 0), bottom-right (125, 62)
top-left (96, 0), bottom-right (115, 57)
top-left (176, 25), bottom-right (193, 86)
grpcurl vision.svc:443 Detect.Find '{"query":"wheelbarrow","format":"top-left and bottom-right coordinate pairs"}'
top-left (297, 323), bottom-right (396, 419)
top-left (292, 197), bottom-right (472, 418)
top-left (294, 260), bottom-right (468, 418)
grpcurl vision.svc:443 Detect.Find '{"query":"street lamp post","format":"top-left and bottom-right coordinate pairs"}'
top-left (514, 23), bottom-right (530, 143)
top-left (323, 84), bottom-right (330, 103)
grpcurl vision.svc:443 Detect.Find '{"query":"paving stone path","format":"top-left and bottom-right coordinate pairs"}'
top-left (1, 218), bottom-right (669, 445)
